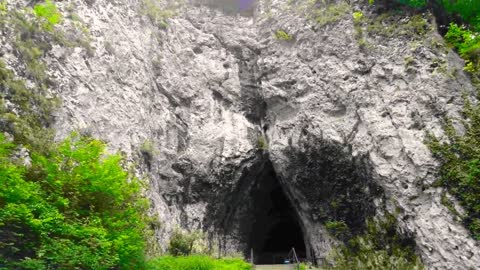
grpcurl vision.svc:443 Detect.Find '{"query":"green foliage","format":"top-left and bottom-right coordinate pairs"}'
top-left (5, 10), bottom-right (53, 83)
top-left (376, 0), bottom-right (479, 30)
top-left (440, 191), bottom-right (461, 219)
top-left (404, 56), bottom-right (415, 67)
top-left (438, 0), bottom-right (480, 30)
top-left (0, 5), bottom-right (93, 151)
top-left (14, 39), bottom-right (48, 83)
top-left (352, 11), bottom-right (367, 48)
top-left (352, 11), bottom-right (364, 23)
top-left (0, 59), bottom-right (58, 153)
top-left (0, 133), bottom-right (150, 269)
top-left (396, 0), bottom-right (427, 8)
top-left (140, 139), bottom-right (157, 157)
top-left (322, 215), bottom-right (424, 270)
top-left (2, 0), bottom-right (92, 55)
top-left (0, 3), bottom-right (5, 28)
top-left (34, 0), bottom-right (62, 31)
top-left (0, 5), bottom-right (151, 267)
top-left (325, 220), bottom-right (350, 240)
top-left (0, 0), bottom-right (6, 14)
top-left (147, 255), bottom-right (252, 270)
top-left (368, 0), bottom-right (426, 8)
top-left (313, 2), bottom-right (351, 27)
top-left (142, 0), bottom-right (176, 29)
top-left (258, 135), bottom-right (268, 151)
top-left (444, 23), bottom-right (480, 74)
top-left (168, 229), bottom-right (203, 256)
top-left (427, 91), bottom-right (480, 240)
top-left (274, 29), bottom-right (293, 41)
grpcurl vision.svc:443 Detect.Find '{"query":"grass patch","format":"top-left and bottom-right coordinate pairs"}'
top-left (146, 255), bottom-right (252, 270)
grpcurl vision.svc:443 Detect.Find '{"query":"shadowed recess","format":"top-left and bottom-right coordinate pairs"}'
top-left (248, 165), bottom-right (306, 264)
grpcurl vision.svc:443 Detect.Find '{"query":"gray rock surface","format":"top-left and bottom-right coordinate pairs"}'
top-left (2, 0), bottom-right (479, 269)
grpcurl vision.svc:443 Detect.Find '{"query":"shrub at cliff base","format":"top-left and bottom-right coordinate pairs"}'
top-left (0, 133), bottom-right (149, 270)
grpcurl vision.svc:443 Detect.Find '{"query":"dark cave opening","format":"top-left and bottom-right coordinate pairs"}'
top-left (248, 164), bottom-right (306, 264)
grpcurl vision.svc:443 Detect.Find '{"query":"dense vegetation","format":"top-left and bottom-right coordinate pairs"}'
top-left (323, 216), bottom-right (424, 270)
top-left (0, 134), bottom-right (150, 269)
top-left (444, 23), bottom-right (480, 75)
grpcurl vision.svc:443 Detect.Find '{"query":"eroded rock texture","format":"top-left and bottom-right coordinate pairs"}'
top-left (2, 0), bottom-right (479, 269)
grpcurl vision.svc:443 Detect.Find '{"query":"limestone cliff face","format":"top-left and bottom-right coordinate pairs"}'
top-left (2, 0), bottom-right (479, 269)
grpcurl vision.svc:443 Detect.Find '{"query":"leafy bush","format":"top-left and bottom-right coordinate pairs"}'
top-left (147, 255), bottom-right (252, 270)
top-left (444, 23), bottom-right (480, 74)
top-left (34, 0), bottom-right (62, 31)
top-left (0, 133), bottom-right (150, 269)
top-left (322, 215), bottom-right (424, 270)
top-left (427, 90), bottom-right (480, 240)
top-left (438, 0), bottom-right (480, 30)
top-left (168, 229), bottom-right (203, 256)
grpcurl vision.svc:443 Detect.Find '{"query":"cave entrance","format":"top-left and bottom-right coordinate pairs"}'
top-left (248, 163), bottom-right (306, 264)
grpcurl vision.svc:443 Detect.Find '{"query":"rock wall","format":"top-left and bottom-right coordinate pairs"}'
top-left (2, 0), bottom-right (479, 268)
